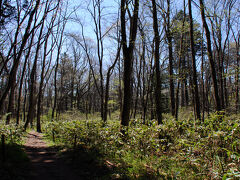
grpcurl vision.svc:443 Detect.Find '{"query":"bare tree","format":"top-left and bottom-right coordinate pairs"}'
top-left (199, 0), bottom-right (221, 112)
top-left (36, 1), bottom-right (60, 132)
top-left (120, 0), bottom-right (139, 132)
top-left (0, 0), bottom-right (41, 118)
top-left (72, 1), bottom-right (121, 123)
top-left (52, 2), bottom-right (69, 121)
top-left (25, 1), bottom-right (52, 129)
top-left (188, 0), bottom-right (201, 120)
top-left (165, 0), bottom-right (175, 116)
top-left (151, 0), bottom-right (163, 124)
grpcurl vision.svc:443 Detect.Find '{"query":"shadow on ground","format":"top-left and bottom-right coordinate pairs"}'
top-left (25, 143), bottom-right (128, 180)
top-left (59, 145), bottom-right (127, 180)
top-left (1, 131), bottom-right (156, 180)
top-left (0, 143), bottom-right (30, 180)
top-left (25, 144), bottom-right (82, 180)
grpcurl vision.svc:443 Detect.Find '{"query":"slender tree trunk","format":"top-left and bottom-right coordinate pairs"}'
top-left (183, 56), bottom-right (189, 106)
top-left (235, 40), bottom-right (239, 112)
top-left (133, 55), bottom-right (141, 119)
top-left (199, 0), bottom-right (221, 111)
top-left (103, 46), bottom-right (120, 123)
top-left (175, 0), bottom-right (186, 120)
top-left (188, 0), bottom-right (201, 120)
top-left (23, 77), bottom-right (28, 122)
top-left (201, 29), bottom-right (205, 121)
top-left (118, 59), bottom-right (123, 120)
top-left (152, 0), bottom-right (162, 124)
top-left (36, 45), bottom-right (48, 133)
top-left (139, 29), bottom-right (147, 123)
top-left (71, 77), bottom-right (74, 110)
top-left (37, 4), bottom-right (59, 132)
top-left (219, 50), bottom-right (225, 109)
top-left (16, 33), bottom-right (35, 125)
top-left (36, 87), bottom-right (43, 133)
top-left (143, 56), bottom-right (153, 124)
top-left (103, 76), bottom-right (110, 123)
top-left (25, 10), bottom-right (47, 130)
top-left (205, 72), bottom-right (211, 115)
top-left (52, 20), bottom-right (66, 120)
top-left (165, 0), bottom-right (175, 116)
top-left (0, 0), bottom-right (41, 113)
top-left (223, 43), bottom-right (229, 109)
top-left (6, 83), bottom-right (15, 124)
top-left (25, 57), bottom-right (37, 129)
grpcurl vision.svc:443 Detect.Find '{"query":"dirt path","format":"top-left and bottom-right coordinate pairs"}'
top-left (24, 131), bottom-right (79, 180)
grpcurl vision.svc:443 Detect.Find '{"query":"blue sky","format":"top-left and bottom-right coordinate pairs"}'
top-left (62, 0), bottom-right (120, 68)
top-left (65, 0), bottom-right (119, 37)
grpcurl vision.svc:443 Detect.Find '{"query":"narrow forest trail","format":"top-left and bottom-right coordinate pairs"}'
top-left (24, 131), bottom-right (79, 180)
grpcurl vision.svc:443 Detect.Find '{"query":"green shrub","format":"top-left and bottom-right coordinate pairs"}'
top-left (42, 110), bottom-right (240, 179)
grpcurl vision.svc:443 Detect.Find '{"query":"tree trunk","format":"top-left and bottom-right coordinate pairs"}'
top-left (23, 78), bottom-right (28, 122)
top-left (188, 0), bottom-right (201, 120)
top-left (133, 55), bottom-right (141, 119)
top-left (37, 4), bottom-right (59, 132)
top-left (120, 0), bottom-right (139, 133)
top-left (24, 58), bottom-right (37, 129)
top-left (175, 0), bottom-right (186, 120)
top-left (201, 28), bottom-right (205, 121)
top-left (0, 0), bottom-right (40, 113)
top-left (152, 0), bottom-right (162, 124)
top-left (6, 84), bottom-right (15, 124)
top-left (235, 40), bottom-right (239, 112)
top-left (52, 19), bottom-right (66, 120)
top-left (103, 46), bottom-right (120, 123)
top-left (16, 33), bottom-right (35, 125)
top-left (36, 45), bottom-right (48, 133)
top-left (166, 0), bottom-right (175, 116)
top-left (25, 9), bottom-right (47, 130)
top-left (199, 0), bottom-right (221, 111)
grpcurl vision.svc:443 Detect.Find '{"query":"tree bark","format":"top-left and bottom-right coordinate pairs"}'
top-left (120, 0), bottom-right (139, 132)
top-left (16, 33), bottom-right (35, 125)
top-left (152, 0), bottom-right (162, 124)
top-left (25, 8), bottom-right (47, 130)
top-left (37, 3), bottom-right (59, 132)
top-left (188, 0), bottom-right (201, 120)
top-left (103, 46), bottom-right (121, 123)
top-left (52, 15), bottom-right (66, 121)
top-left (6, 82), bottom-right (15, 124)
top-left (199, 0), bottom-right (221, 111)
top-left (165, 0), bottom-right (175, 116)
top-left (175, 0), bottom-right (186, 120)
top-left (235, 38), bottom-right (239, 112)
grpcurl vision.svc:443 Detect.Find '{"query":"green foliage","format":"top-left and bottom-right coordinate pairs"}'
top-left (42, 110), bottom-right (240, 179)
top-left (0, 119), bottom-right (29, 180)
top-left (0, 121), bottom-right (25, 144)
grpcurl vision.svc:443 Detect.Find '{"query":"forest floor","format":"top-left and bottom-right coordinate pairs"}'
top-left (24, 131), bottom-right (80, 180)
top-left (24, 131), bottom-right (114, 180)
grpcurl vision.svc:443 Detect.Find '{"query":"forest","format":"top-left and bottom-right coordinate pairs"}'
top-left (0, 0), bottom-right (239, 179)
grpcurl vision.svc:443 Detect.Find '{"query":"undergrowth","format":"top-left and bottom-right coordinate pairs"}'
top-left (42, 110), bottom-right (240, 179)
top-left (0, 119), bottom-right (29, 180)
